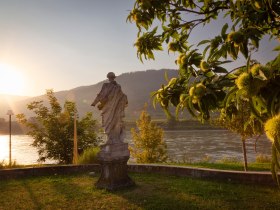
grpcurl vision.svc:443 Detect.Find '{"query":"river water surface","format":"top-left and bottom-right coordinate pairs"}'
top-left (0, 130), bottom-right (272, 165)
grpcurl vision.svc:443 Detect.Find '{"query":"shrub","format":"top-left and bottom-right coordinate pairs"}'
top-left (77, 147), bottom-right (100, 164)
top-left (17, 90), bottom-right (101, 164)
top-left (130, 105), bottom-right (168, 163)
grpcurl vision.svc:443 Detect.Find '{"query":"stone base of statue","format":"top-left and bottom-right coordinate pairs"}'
top-left (95, 143), bottom-right (135, 190)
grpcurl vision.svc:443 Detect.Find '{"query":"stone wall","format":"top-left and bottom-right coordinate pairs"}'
top-left (0, 164), bottom-right (277, 186)
top-left (0, 165), bottom-right (99, 180)
top-left (127, 164), bottom-right (277, 186)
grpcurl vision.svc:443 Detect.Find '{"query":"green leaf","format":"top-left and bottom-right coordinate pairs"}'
top-left (152, 96), bottom-right (158, 109)
top-left (205, 71), bottom-right (215, 78)
top-left (240, 43), bottom-right (248, 58)
top-left (229, 43), bottom-right (237, 60)
top-left (269, 89), bottom-right (280, 117)
top-left (171, 31), bottom-right (180, 40)
top-left (215, 60), bottom-right (232, 65)
top-left (213, 66), bottom-right (228, 73)
top-left (224, 87), bottom-right (238, 107)
top-left (203, 45), bottom-right (210, 57)
top-left (198, 40), bottom-right (211, 46)
top-left (249, 98), bottom-right (264, 123)
top-left (209, 49), bottom-right (223, 61)
top-left (188, 97), bottom-right (198, 118)
top-left (252, 96), bottom-right (267, 114)
top-left (162, 25), bottom-right (169, 31)
top-left (221, 23), bottom-right (228, 38)
top-left (273, 45), bottom-right (280, 51)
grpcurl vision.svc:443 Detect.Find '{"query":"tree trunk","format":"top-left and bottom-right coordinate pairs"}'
top-left (242, 137), bottom-right (248, 171)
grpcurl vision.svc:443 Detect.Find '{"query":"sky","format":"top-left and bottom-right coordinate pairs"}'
top-left (0, 0), bottom-right (278, 96)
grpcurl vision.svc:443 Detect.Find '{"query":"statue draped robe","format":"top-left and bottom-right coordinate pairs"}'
top-left (93, 81), bottom-right (128, 144)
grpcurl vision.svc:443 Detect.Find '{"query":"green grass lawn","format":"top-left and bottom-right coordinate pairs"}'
top-left (166, 162), bottom-right (271, 171)
top-left (0, 172), bottom-right (279, 210)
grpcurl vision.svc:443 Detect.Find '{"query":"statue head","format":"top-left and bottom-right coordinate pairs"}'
top-left (107, 72), bottom-right (116, 80)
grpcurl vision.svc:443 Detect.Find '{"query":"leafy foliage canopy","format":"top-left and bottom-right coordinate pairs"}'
top-left (17, 90), bottom-right (101, 164)
top-left (128, 0), bottom-right (280, 181)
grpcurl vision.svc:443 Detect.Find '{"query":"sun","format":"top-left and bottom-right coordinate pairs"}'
top-left (0, 63), bottom-right (26, 96)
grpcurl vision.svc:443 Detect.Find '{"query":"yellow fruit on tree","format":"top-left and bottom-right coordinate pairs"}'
top-left (200, 60), bottom-right (210, 72)
top-left (250, 64), bottom-right (272, 79)
top-left (189, 86), bottom-right (195, 97)
top-left (235, 72), bottom-right (250, 90)
top-left (264, 115), bottom-right (280, 143)
top-left (195, 83), bottom-right (207, 98)
top-left (177, 54), bottom-right (186, 65)
top-left (189, 83), bottom-right (206, 99)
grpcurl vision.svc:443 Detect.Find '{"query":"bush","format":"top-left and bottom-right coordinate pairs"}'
top-left (130, 105), bottom-right (167, 163)
top-left (77, 147), bottom-right (100, 164)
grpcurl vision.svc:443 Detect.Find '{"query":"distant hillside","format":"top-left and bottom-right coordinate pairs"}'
top-left (0, 94), bottom-right (30, 119)
top-left (7, 69), bottom-right (179, 120)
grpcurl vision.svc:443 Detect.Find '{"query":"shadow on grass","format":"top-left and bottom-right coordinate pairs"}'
top-left (1, 173), bottom-right (280, 210)
top-left (111, 173), bottom-right (280, 210)
top-left (45, 172), bottom-right (280, 210)
top-left (22, 180), bottom-right (43, 210)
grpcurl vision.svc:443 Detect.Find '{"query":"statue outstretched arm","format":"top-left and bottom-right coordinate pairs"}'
top-left (91, 97), bottom-right (99, 106)
top-left (91, 83), bottom-right (108, 108)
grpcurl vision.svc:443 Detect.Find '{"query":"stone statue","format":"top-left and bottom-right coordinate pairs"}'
top-left (91, 72), bottom-right (134, 190)
top-left (91, 72), bottom-right (128, 144)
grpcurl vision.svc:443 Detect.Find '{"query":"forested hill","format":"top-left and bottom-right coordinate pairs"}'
top-left (7, 69), bottom-right (179, 120)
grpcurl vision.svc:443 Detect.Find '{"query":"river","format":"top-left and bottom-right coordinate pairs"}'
top-left (0, 130), bottom-right (272, 165)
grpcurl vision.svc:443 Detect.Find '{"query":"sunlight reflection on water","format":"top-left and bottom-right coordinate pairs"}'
top-left (0, 135), bottom-right (55, 165)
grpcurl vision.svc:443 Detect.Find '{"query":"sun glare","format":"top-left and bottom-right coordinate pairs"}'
top-left (0, 63), bottom-right (26, 95)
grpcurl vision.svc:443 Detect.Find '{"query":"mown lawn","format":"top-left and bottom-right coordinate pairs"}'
top-left (0, 172), bottom-right (279, 210)
top-left (166, 162), bottom-right (271, 171)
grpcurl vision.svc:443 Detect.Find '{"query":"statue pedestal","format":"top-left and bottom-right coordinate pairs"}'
top-left (95, 143), bottom-right (135, 190)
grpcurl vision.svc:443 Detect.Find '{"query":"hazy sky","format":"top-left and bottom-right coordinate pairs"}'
top-left (0, 0), bottom-right (277, 96)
